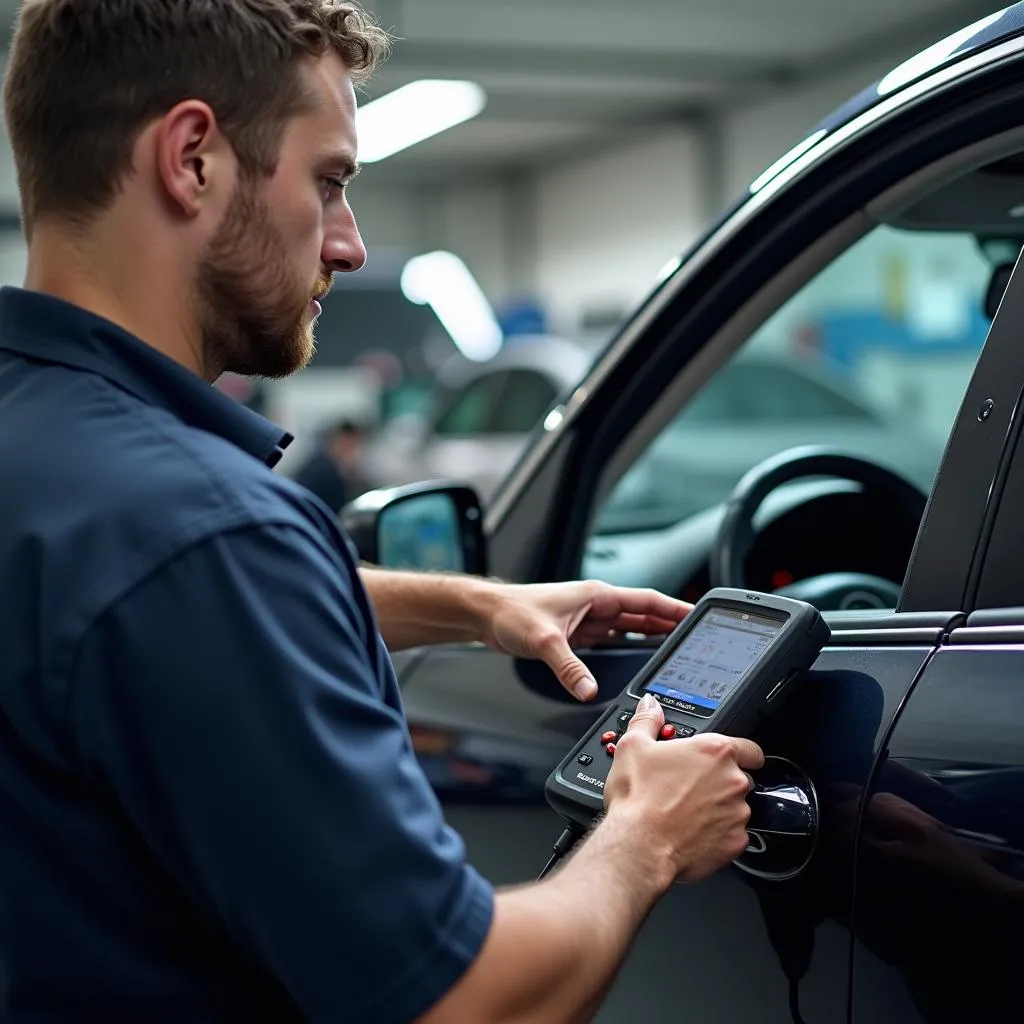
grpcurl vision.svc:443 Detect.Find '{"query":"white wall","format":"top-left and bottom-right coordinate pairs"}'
top-left (0, 85), bottom-right (16, 209)
top-left (0, 235), bottom-right (25, 285)
top-left (531, 126), bottom-right (708, 335)
top-left (349, 184), bottom-right (421, 251)
top-left (424, 182), bottom-right (512, 301)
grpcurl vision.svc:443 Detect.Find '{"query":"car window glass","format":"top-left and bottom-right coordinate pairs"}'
top-left (432, 372), bottom-right (507, 436)
top-left (492, 370), bottom-right (559, 433)
top-left (678, 363), bottom-right (877, 423)
top-left (586, 225), bottom-right (994, 569)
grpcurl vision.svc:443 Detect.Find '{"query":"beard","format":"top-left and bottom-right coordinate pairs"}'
top-left (197, 180), bottom-right (333, 380)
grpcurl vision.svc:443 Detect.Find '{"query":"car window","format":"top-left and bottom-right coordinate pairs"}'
top-left (432, 372), bottom-right (507, 437)
top-left (588, 225), bottom-right (995, 546)
top-left (492, 370), bottom-right (559, 433)
top-left (679, 363), bottom-right (876, 423)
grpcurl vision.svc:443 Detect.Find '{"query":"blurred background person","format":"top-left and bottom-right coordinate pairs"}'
top-left (292, 418), bottom-right (369, 513)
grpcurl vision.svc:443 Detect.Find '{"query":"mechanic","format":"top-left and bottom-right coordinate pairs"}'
top-left (0, 2), bottom-right (763, 1022)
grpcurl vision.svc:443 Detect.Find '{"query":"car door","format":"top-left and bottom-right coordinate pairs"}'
top-left (849, 625), bottom-right (1024, 1024)
top-left (395, 35), bottom-right (1024, 1024)
top-left (850, 252), bottom-right (1024, 1024)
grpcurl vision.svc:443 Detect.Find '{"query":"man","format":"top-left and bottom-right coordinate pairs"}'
top-left (0, 2), bottom-right (762, 1022)
top-left (291, 417), bottom-right (368, 512)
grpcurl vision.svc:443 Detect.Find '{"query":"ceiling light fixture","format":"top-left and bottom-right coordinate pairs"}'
top-left (401, 250), bottom-right (503, 362)
top-left (356, 80), bottom-right (487, 163)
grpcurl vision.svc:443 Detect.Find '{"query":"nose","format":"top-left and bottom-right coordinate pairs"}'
top-left (322, 201), bottom-right (367, 274)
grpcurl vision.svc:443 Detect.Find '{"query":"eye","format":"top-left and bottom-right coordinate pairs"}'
top-left (322, 176), bottom-right (347, 203)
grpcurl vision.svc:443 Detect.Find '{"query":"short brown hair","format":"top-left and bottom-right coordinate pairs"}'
top-left (3, 0), bottom-right (391, 234)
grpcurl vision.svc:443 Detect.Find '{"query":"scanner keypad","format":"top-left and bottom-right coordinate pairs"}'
top-left (602, 708), bottom-right (696, 757)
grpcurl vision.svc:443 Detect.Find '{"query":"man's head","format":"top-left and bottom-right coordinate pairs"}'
top-left (3, 0), bottom-right (390, 379)
top-left (326, 418), bottom-right (365, 467)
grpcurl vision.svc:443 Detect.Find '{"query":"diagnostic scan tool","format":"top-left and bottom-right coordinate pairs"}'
top-left (544, 588), bottom-right (830, 832)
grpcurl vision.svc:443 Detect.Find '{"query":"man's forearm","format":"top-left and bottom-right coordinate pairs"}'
top-left (418, 807), bottom-right (675, 1024)
top-left (359, 567), bottom-right (500, 650)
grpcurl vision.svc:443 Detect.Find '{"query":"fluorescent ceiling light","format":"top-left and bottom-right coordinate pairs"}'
top-left (401, 250), bottom-right (503, 362)
top-left (357, 80), bottom-right (486, 163)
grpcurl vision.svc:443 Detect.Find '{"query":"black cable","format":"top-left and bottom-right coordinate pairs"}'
top-left (541, 823), bottom-right (808, 1024)
top-left (788, 977), bottom-right (807, 1024)
top-left (537, 824), bottom-right (584, 880)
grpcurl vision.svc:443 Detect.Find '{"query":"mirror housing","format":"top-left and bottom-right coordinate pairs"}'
top-left (340, 481), bottom-right (488, 576)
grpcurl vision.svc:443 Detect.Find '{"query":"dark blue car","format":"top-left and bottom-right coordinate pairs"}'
top-left (347, 8), bottom-right (1024, 1021)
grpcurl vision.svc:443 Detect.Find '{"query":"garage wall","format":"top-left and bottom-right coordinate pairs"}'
top-left (0, 64), bottom-right (23, 288)
top-left (0, 98), bottom-right (16, 211)
top-left (349, 184), bottom-right (424, 252)
top-left (532, 125), bottom-right (708, 335)
top-left (518, 44), bottom-right (928, 335)
top-left (418, 181), bottom-right (515, 301)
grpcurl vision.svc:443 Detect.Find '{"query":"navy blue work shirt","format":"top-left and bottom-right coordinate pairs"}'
top-left (0, 287), bottom-right (493, 1022)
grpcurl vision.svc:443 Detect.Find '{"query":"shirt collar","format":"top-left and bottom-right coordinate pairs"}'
top-left (0, 286), bottom-right (293, 467)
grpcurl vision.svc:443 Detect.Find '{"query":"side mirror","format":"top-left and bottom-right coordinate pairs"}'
top-left (340, 481), bottom-right (488, 576)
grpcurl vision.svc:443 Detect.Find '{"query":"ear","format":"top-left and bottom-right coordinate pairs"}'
top-left (153, 100), bottom-right (231, 218)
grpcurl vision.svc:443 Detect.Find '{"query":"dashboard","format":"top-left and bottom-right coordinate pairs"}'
top-left (741, 489), bottom-right (919, 595)
top-left (584, 480), bottom-right (921, 604)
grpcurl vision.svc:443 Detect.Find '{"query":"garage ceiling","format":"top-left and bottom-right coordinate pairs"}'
top-left (0, 0), bottom-right (1002, 187)
top-left (358, 0), bottom-right (1000, 182)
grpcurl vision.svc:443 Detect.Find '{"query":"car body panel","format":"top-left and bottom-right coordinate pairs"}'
top-left (400, 622), bottom-right (946, 1020)
top-left (819, 5), bottom-right (1024, 137)
top-left (852, 638), bottom-right (1024, 1022)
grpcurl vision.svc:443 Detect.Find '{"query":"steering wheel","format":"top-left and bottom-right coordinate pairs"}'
top-left (709, 447), bottom-right (928, 611)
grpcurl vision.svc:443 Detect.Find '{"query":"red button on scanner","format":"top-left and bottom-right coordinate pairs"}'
top-left (605, 742), bottom-right (616, 757)
top-left (660, 724), bottom-right (676, 740)
top-left (601, 730), bottom-right (617, 744)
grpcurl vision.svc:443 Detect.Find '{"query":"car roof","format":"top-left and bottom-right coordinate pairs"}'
top-left (818, 6), bottom-right (1024, 135)
top-left (685, 5), bottom-right (1024, 224)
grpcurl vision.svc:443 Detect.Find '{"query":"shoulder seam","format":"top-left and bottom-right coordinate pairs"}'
top-left (60, 516), bottom-right (348, 766)
top-left (95, 384), bottom-right (255, 520)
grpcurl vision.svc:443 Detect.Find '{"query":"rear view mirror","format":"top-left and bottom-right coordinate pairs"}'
top-left (985, 260), bottom-right (1016, 320)
top-left (340, 482), bottom-right (487, 576)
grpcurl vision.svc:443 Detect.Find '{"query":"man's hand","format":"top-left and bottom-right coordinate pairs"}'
top-left (417, 692), bottom-right (764, 1024)
top-left (482, 580), bottom-right (691, 700)
top-left (358, 569), bottom-right (690, 694)
top-left (603, 693), bottom-right (764, 883)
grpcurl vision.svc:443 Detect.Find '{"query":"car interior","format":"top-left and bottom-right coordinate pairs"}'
top-left (580, 132), bottom-right (1024, 614)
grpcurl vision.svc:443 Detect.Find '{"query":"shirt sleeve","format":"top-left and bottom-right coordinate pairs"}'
top-left (69, 521), bottom-right (494, 1024)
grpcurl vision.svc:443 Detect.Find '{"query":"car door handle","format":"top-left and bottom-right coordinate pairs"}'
top-left (748, 776), bottom-right (816, 836)
top-left (734, 756), bottom-right (819, 881)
